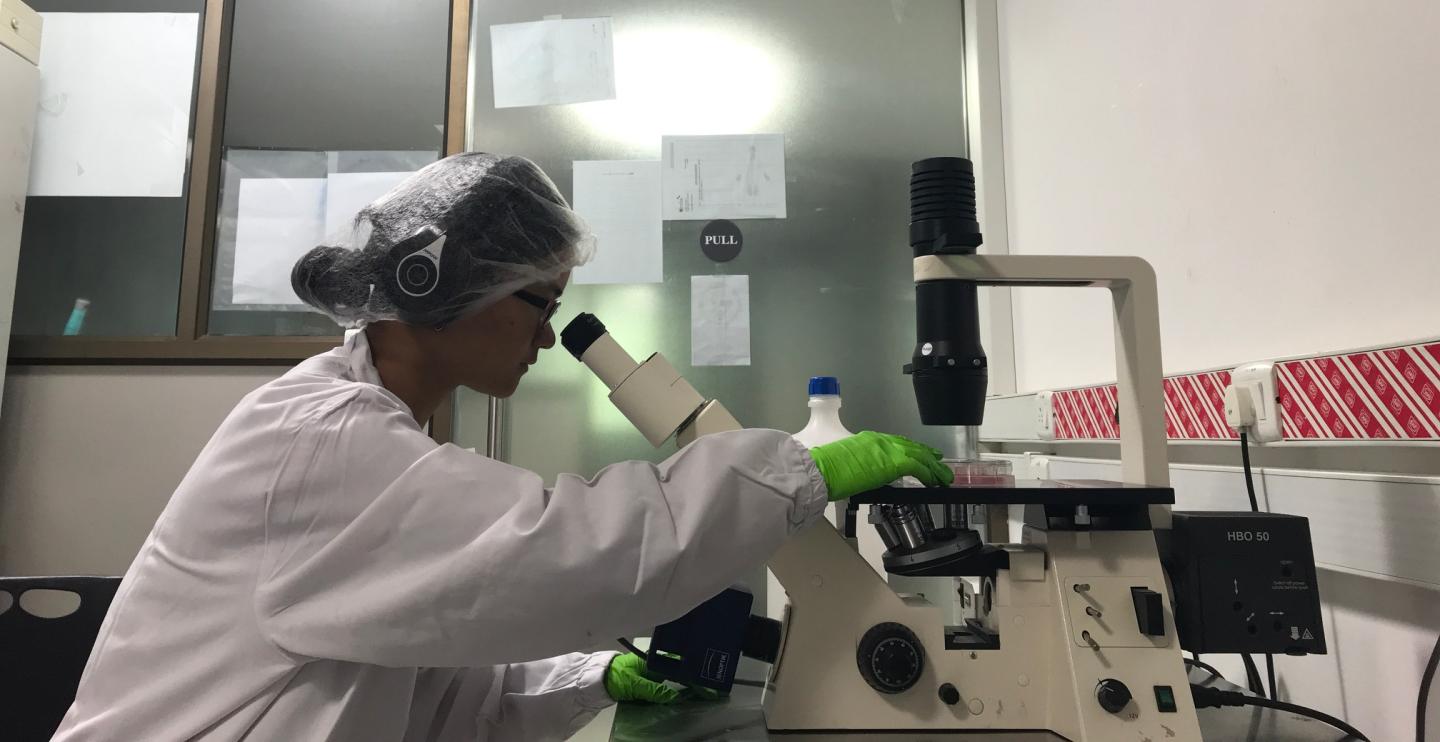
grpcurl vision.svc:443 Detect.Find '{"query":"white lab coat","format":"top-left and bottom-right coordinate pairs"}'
top-left (53, 330), bottom-right (827, 741)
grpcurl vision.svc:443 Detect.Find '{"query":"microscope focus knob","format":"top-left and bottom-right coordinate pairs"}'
top-left (1095, 678), bottom-right (1133, 714)
top-left (856, 623), bottom-right (925, 694)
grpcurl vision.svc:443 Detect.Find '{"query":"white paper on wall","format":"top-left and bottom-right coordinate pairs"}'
top-left (29, 12), bottom-right (199, 197)
top-left (232, 178), bottom-right (326, 306)
top-left (490, 18), bottom-right (616, 109)
top-left (662, 134), bottom-right (787, 220)
top-left (691, 274), bottom-right (750, 366)
top-left (571, 160), bottom-right (662, 285)
top-left (324, 171), bottom-right (414, 237)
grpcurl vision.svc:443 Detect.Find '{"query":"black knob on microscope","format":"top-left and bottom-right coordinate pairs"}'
top-left (1095, 678), bottom-right (1133, 714)
top-left (856, 623), bottom-right (925, 694)
top-left (938, 683), bottom-right (961, 706)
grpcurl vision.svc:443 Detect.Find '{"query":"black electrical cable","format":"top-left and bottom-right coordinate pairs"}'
top-left (1238, 431), bottom-right (1280, 701)
top-left (1191, 684), bottom-right (1370, 741)
top-left (1240, 430), bottom-right (1259, 513)
top-left (1420, 631), bottom-right (1440, 742)
top-left (1184, 656), bottom-right (1224, 681)
top-left (1241, 652), bottom-right (1264, 696)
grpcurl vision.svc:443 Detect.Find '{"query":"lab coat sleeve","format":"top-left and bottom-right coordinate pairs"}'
top-left (254, 398), bottom-right (828, 668)
top-left (477, 652), bottom-right (617, 742)
top-left (412, 652), bottom-right (614, 742)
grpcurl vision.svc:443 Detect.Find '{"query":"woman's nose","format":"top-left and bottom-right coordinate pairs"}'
top-left (536, 321), bottom-right (557, 349)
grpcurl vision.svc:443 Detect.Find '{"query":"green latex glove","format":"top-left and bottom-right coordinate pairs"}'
top-left (810, 431), bottom-right (953, 501)
top-left (604, 653), bottom-right (680, 704)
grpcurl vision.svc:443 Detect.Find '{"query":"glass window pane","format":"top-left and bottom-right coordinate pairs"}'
top-left (12, 0), bottom-right (205, 337)
top-left (207, 0), bottom-right (449, 337)
top-left (468, 0), bottom-right (970, 482)
top-left (207, 149), bottom-right (438, 336)
top-left (454, 387), bottom-right (490, 453)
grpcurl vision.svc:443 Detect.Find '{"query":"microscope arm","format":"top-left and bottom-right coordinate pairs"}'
top-left (917, 253), bottom-right (1172, 527)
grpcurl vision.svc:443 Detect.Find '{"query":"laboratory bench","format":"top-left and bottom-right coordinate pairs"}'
top-left (607, 661), bottom-right (1358, 742)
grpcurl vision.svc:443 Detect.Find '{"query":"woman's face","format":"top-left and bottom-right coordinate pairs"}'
top-left (435, 272), bottom-right (569, 398)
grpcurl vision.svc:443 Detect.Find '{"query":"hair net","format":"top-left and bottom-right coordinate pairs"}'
top-left (291, 153), bottom-right (594, 328)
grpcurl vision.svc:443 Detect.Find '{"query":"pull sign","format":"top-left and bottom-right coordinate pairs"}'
top-left (700, 219), bottom-right (743, 262)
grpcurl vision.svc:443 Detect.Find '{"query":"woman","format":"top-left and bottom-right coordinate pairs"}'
top-left (53, 153), bottom-right (950, 741)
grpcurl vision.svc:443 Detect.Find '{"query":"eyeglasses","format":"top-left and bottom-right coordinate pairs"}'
top-left (512, 289), bottom-right (561, 328)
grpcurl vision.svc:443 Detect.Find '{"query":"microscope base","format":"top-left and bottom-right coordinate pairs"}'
top-left (762, 523), bottom-right (1201, 742)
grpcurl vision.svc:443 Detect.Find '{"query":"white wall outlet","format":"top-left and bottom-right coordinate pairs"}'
top-left (1229, 362), bottom-right (1282, 443)
top-left (1223, 384), bottom-right (1255, 428)
top-left (1035, 391), bottom-right (1055, 440)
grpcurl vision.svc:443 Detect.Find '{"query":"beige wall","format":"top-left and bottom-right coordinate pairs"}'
top-left (0, 366), bottom-right (282, 575)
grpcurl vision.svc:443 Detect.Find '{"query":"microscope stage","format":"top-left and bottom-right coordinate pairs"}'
top-left (849, 480), bottom-right (1174, 506)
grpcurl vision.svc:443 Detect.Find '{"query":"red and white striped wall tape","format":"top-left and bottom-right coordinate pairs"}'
top-left (1049, 340), bottom-right (1440, 441)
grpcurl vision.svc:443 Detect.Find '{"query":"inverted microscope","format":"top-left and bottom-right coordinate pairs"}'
top-left (560, 157), bottom-right (1328, 740)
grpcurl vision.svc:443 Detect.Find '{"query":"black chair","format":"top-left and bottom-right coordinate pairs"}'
top-left (0, 576), bottom-right (122, 742)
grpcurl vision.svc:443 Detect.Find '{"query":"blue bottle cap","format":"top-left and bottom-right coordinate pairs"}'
top-left (808, 376), bottom-right (840, 396)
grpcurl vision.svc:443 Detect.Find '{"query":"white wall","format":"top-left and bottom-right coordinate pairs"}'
top-left (989, 2), bottom-right (1440, 738)
top-left (0, 367), bottom-right (280, 574)
top-left (997, 0), bottom-right (1440, 392)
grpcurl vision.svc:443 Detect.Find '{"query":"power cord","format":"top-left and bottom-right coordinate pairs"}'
top-left (1240, 430), bottom-right (1260, 512)
top-left (1420, 631), bottom-right (1440, 742)
top-left (1185, 654), bottom-right (1369, 739)
top-left (1191, 683), bottom-right (1371, 741)
top-left (1241, 652), bottom-right (1265, 696)
top-left (1184, 655), bottom-right (1224, 681)
top-left (1238, 431), bottom-right (1278, 701)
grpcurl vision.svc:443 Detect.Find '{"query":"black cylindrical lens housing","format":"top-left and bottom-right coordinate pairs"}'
top-left (905, 156), bottom-right (988, 425)
top-left (908, 280), bottom-right (988, 426)
top-left (909, 157), bottom-right (982, 255)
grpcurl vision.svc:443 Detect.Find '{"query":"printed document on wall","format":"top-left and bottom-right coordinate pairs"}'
top-left (324, 171), bottom-right (414, 237)
top-left (29, 13), bottom-right (199, 197)
top-left (572, 160), bottom-right (662, 285)
top-left (232, 178), bottom-right (326, 306)
top-left (692, 275), bottom-right (750, 366)
top-left (491, 18), bottom-right (616, 109)
top-left (662, 134), bottom-right (786, 221)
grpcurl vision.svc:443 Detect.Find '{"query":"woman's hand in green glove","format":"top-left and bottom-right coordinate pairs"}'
top-left (809, 431), bottom-right (953, 501)
top-left (604, 653), bottom-right (679, 704)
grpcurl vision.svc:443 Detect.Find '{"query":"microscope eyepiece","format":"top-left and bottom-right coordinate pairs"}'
top-left (560, 312), bottom-right (607, 360)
